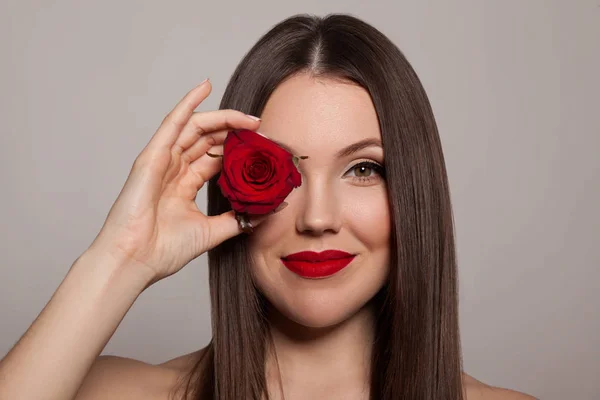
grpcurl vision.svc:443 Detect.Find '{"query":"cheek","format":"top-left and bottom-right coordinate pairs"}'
top-left (344, 185), bottom-right (391, 249)
top-left (246, 214), bottom-right (288, 291)
top-left (247, 211), bottom-right (288, 252)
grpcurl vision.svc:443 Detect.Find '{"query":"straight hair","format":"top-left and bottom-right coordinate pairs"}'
top-left (173, 12), bottom-right (464, 400)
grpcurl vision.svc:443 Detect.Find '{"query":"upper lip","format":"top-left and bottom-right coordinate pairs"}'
top-left (281, 250), bottom-right (355, 262)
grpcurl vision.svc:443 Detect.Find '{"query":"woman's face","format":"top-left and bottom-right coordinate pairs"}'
top-left (248, 73), bottom-right (391, 328)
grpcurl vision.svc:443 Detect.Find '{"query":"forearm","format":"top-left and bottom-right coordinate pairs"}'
top-left (0, 248), bottom-right (153, 400)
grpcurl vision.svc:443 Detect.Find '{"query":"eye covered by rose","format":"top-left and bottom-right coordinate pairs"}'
top-left (210, 129), bottom-right (307, 215)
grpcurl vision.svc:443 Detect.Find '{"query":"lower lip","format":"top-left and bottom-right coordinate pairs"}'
top-left (281, 256), bottom-right (355, 278)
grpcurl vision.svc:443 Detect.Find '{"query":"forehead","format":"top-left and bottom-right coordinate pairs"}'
top-left (257, 74), bottom-right (382, 150)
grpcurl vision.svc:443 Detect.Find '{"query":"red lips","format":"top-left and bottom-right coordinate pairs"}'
top-left (281, 250), bottom-right (356, 278)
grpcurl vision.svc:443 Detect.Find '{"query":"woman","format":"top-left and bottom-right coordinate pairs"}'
top-left (0, 13), bottom-right (536, 400)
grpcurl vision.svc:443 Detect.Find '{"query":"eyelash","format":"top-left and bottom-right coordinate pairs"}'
top-left (344, 161), bottom-right (386, 184)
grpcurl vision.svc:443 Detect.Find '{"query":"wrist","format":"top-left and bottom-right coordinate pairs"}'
top-left (75, 244), bottom-right (156, 291)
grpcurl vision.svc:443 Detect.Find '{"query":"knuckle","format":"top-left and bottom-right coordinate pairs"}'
top-left (168, 117), bottom-right (183, 130)
top-left (180, 151), bottom-right (193, 165)
top-left (172, 143), bottom-right (185, 156)
top-left (206, 134), bottom-right (218, 147)
top-left (133, 153), bottom-right (148, 167)
top-left (189, 116), bottom-right (206, 136)
top-left (221, 112), bottom-right (232, 126)
top-left (132, 155), bottom-right (149, 172)
top-left (161, 111), bottom-right (173, 125)
top-left (132, 151), bottom-right (159, 171)
top-left (162, 111), bottom-right (184, 130)
top-left (134, 148), bottom-right (171, 173)
top-left (222, 108), bottom-right (241, 121)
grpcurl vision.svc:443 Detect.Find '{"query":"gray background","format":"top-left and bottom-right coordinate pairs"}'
top-left (1, 1), bottom-right (598, 399)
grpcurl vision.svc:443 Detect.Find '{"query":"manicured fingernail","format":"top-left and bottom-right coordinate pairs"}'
top-left (246, 114), bottom-right (261, 121)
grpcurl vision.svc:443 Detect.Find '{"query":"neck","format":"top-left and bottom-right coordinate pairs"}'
top-left (264, 300), bottom-right (376, 399)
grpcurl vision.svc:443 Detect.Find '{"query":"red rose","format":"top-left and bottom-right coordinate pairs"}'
top-left (216, 129), bottom-right (302, 215)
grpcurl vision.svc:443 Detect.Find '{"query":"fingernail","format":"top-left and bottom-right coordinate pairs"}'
top-left (199, 78), bottom-right (209, 86)
top-left (246, 114), bottom-right (261, 121)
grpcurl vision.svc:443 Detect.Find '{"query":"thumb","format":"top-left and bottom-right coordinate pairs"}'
top-left (204, 202), bottom-right (289, 249)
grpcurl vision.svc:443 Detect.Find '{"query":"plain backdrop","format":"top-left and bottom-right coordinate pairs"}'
top-left (1, 1), bottom-right (598, 399)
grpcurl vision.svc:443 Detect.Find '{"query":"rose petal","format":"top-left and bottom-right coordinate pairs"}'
top-left (235, 129), bottom-right (292, 158)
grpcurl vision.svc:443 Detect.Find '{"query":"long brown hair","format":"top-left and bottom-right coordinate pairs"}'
top-left (173, 12), bottom-right (464, 400)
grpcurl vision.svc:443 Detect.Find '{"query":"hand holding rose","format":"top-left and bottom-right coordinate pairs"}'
top-left (85, 81), bottom-right (279, 285)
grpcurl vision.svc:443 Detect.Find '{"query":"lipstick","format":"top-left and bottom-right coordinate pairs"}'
top-left (281, 250), bottom-right (356, 278)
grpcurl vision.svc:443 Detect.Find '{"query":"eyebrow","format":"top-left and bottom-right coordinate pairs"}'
top-left (270, 137), bottom-right (383, 158)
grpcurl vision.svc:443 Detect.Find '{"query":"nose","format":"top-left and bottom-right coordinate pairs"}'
top-left (295, 177), bottom-right (343, 235)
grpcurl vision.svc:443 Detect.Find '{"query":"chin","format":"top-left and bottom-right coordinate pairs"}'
top-left (279, 298), bottom-right (360, 329)
top-left (258, 278), bottom-right (385, 329)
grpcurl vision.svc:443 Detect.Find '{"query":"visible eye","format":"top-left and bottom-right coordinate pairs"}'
top-left (343, 161), bottom-right (386, 184)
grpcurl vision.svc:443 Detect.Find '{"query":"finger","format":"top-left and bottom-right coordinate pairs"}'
top-left (204, 210), bottom-right (269, 248)
top-left (146, 80), bottom-right (212, 152)
top-left (173, 109), bottom-right (261, 153)
top-left (181, 131), bottom-right (226, 163)
top-left (187, 148), bottom-right (223, 191)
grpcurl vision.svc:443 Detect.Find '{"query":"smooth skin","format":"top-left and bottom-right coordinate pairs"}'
top-left (0, 80), bottom-right (536, 400)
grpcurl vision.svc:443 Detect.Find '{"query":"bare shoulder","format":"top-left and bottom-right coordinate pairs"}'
top-left (75, 347), bottom-right (209, 400)
top-left (74, 352), bottom-right (197, 400)
top-left (157, 347), bottom-right (207, 373)
top-left (463, 373), bottom-right (538, 400)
